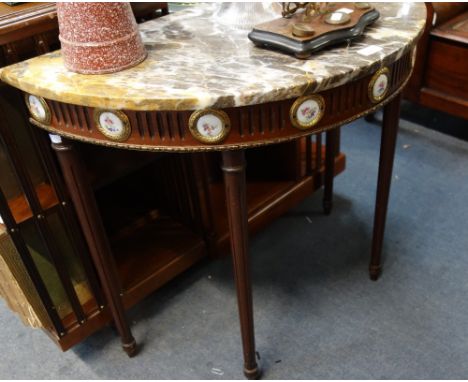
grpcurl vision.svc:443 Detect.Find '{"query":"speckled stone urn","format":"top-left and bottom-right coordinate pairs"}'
top-left (57, 2), bottom-right (147, 74)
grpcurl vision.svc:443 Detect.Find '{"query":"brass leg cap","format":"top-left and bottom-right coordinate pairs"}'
top-left (123, 339), bottom-right (138, 357)
top-left (244, 365), bottom-right (262, 380)
top-left (369, 265), bottom-right (382, 281)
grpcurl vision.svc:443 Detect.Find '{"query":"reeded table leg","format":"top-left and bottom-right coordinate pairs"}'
top-left (221, 150), bottom-right (261, 380)
top-left (323, 128), bottom-right (340, 215)
top-left (50, 136), bottom-right (137, 356)
top-left (369, 94), bottom-right (402, 281)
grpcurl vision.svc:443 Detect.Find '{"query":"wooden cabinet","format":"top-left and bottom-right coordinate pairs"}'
top-left (405, 3), bottom-right (468, 119)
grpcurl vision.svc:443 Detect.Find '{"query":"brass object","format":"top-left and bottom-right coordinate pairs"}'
top-left (354, 2), bottom-right (371, 10)
top-left (24, 94), bottom-right (51, 125)
top-left (295, 52), bottom-right (313, 59)
top-left (292, 23), bottom-right (315, 37)
top-left (368, 67), bottom-right (390, 103)
top-left (324, 11), bottom-right (351, 25)
top-left (281, 2), bottom-right (307, 18)
top-left (304, 2), bottom-right (332, 20)
top-left (282, 2), bottom-right (331, 19)
top-left (94, 109), bottom-right (132, 142)
top-left (188, 109), bottom-right (231, 144)
top-left (290, 94), bottom-right (325, 130)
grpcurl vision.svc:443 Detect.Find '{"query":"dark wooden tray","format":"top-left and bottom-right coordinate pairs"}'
top-left (249, 6), bottom-right (379, 58)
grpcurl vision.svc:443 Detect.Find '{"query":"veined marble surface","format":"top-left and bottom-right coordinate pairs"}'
top-left (0, 3), bottom-right (425, 111)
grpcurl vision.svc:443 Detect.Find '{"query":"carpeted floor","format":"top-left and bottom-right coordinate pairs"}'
top-left (1, 113), bottom-right (468, 379)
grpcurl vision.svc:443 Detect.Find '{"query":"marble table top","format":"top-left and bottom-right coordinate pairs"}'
top-left (0, 3), bottom-right (426, 111)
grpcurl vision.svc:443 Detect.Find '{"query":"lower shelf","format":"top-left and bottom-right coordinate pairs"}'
top-left (212, 151), bottom-right (346, 251)
top-left (53, 217), bottom-right (206, 351)
top-left (49, 145), bottom-right (346, 351)
top-left (112, 216), bottom-right (206, 308)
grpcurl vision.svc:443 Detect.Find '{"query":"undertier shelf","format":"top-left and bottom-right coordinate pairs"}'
top-left (110, 216), bottom-right (206, 308)
top-left (212, 152), bottom-right (346, 250)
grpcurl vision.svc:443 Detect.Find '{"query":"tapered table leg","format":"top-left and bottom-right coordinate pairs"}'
top-left (369, 94), bottom-right (402, 281)
top-left (365, 113), bottom-right (376, 123)
top-left (221, 150), bottom-right (260, 380)
top-left (50, 136), bottom-right (137, 356)
top-left (323, 128), bottom-right (339, 215)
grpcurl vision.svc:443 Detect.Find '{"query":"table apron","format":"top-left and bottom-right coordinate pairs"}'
top-left (28, 51), bottom-right (413, 152)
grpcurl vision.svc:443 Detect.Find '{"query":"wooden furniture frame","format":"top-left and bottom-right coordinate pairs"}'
top-left (17, 49), bottom-right (411, 376)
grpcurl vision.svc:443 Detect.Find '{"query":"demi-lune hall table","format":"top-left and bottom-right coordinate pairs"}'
top-left (0, 3), bottom-right (426, 379)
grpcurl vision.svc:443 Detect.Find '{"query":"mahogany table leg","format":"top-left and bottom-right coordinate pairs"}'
top-left (323, 128), bottom-right (339, 215)
top-left (50, 136), bottom-right (137, 356)
top-left (221, 150), bottom-right (261, 380)
top-left (369, 94), bottom-right (402, 281)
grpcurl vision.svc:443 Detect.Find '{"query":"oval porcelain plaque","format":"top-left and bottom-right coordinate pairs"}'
top-left (290, 95), bottom-right (325, 130)
top-left (94, 109), bottom-right (131, 142)
top-left (369, 67), bottom-right (390, 103)
top-left (25, 94), bottom-right (51, 124)
top-left (189, 109), bottom-right (231, 144)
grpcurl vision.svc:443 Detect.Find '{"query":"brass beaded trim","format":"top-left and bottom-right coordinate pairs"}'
top-left (188, 108), bottom-right (231, 144)
top-left (290, 94), bottom-right (325, 130)
top-left (94, 109), bottom-right (132, 142)
top-left (24, 94), bottom-right (51, 125)
top-left (368, 67), bottom-right (390, 103)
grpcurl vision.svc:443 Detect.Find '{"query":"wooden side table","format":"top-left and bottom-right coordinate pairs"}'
top-left (1, 3), bottom-right (426, 377)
